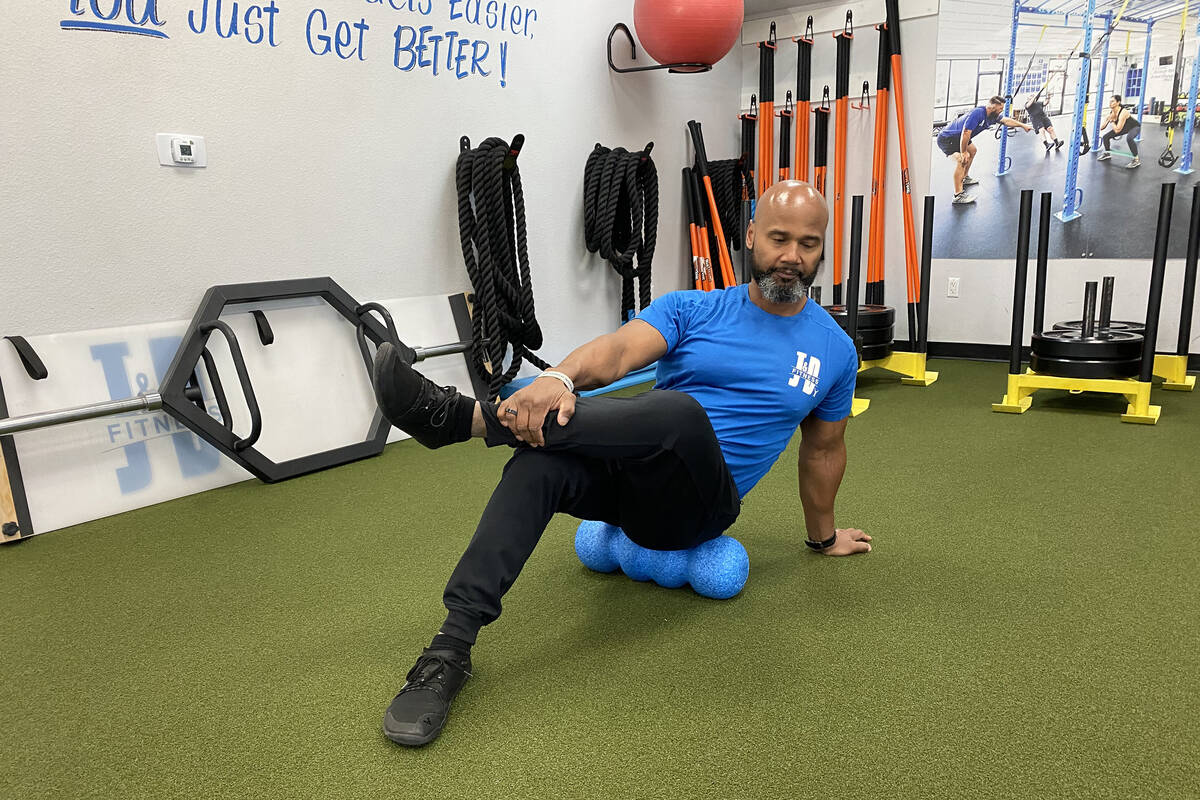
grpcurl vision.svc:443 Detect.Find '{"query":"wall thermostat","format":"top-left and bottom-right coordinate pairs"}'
top-left (171, 138), bottom-right (196, 164)
top-left (156, 133), bottom-right (207, 168)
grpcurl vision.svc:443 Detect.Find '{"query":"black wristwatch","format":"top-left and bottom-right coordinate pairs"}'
top-left (804, 531), bottom-right (838, 552)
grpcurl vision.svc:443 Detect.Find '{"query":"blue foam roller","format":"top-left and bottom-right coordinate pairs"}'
top-left (645, 548), bottom-right (690, 589)
top-left (575, 520), bottom-right (621, 573)
top-left (614, 532), bottom-right (655, 582)
top-left (687, 536), bottom-right (750, 600)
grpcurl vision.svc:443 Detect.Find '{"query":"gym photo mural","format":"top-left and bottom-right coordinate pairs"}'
top-left (930, 0), bottom-right (1200, 259)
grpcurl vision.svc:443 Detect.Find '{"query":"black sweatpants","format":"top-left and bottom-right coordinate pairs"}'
top-left (439, 390), bottom-right (741, 644)
top-left (1103, 124), bottom-right (1140, 156)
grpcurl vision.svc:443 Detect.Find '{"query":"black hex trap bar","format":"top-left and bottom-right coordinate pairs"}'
top-left (0, 278), bottom-right (482, 540)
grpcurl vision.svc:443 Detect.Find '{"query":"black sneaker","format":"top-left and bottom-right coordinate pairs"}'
top-left (1044, 141), bottom-right (1054, 152)
top-left (1054, 139), bottom-right (1064, 150)
top-left (371, 342), bottom-right (469, 449)
top-left (383, 648), bottom-right (473, 747)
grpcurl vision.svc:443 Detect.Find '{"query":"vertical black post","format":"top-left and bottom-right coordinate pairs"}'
top-left (1033, 192), bottom-right (1052, 336)
top-left (918, 195), bottom-right (934, 354)
top-left (1099, 276), bottom-right (1115, 329)
top-left (740, 109), bottom-right (756, 285)
top-left (907, 293), bottom-right (918, 352)
top-left (1009, 190), bottom-right (1034, 375)
top-left (1179, 184), bottom-right (1200, 356)
top-left (846, 197), bottom-right (864, 346)
top-left (870, 25), bottom-right (892, 307)
top-left (1141, 183), bottom-right (1175, 383)
top-left (1081, 282), bottom-right (1098, 339)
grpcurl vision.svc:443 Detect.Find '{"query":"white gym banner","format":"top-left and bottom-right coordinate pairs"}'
top-left (0, 293), bottom-right (474, 540)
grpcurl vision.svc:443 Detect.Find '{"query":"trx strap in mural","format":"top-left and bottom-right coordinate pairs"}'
top-left (1072, 0), bottom-right (1133, 156)
top-left (1160, 0), bottom-right (1189, 168)
top-left (996, 24), bottom-right (1047, 141)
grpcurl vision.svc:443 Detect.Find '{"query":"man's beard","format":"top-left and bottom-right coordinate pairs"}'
top-left (750, 249), bottom-right (820, 304)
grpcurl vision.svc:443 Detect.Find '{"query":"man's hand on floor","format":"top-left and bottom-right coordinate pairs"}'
top-left (822, 529), bottom-right (872, 556)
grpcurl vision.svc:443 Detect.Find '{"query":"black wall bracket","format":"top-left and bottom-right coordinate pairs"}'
top-left (606, 23), bottom-right (712, 74)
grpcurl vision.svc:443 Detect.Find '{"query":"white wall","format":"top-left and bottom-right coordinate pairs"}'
top-left (0, 1), bottom-right (742, 367)
top-left (927, 258), bottom-right (1199, 351)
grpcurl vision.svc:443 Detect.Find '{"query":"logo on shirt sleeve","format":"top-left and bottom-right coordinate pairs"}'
top-left (788, 351), bottom-right (821, 396)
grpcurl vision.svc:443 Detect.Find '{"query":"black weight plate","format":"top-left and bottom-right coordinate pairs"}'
top-left (1029, 353), bottom-right (1141, 379)
top-left (860, 342), bottom-right (894, 361)
top-left (824, 305), bottom-right (895, 331)
top-left (854, 325), bottom-right (894, 347)
top-left (1030, 330), bottom-right (1144, 361)
top-left (1052, 319), bottom-right (1146, 334)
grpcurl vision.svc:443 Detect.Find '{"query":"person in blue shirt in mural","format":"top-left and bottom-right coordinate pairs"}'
top-left (369, 181), bottom-right (868, 748)
top-left (936, 95), bottom-right (1032, 205)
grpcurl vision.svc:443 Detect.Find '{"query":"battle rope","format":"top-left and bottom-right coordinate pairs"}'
top-left (455, 135), bottom-right (550, 400)
top-left (583, 142), bottom-right (659, 324)
top-left (706, 156), bottom-right (752, 256)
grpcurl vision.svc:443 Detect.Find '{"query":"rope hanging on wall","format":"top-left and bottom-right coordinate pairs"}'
top-left (583, 142), bottom-right (659, 324)
top-left (455, 135), bottom-right (550, 401)
top-left (704, 156), bottom-right (752, 256)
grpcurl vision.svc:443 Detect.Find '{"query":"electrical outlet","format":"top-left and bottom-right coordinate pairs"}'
top-left (947, 277), bottom-right (960, 298)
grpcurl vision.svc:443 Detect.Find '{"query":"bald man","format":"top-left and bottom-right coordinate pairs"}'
top-left (371, 181), bottom-right (868, 747)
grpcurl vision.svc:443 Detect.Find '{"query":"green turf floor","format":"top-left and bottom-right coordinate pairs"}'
top-left (3, 359), bottom-right (1199, 799)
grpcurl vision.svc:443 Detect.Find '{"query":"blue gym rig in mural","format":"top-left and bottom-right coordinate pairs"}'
top-left (62, 0), bottom-right (168, 38)
top-left (1000, 0), bottom-right (1200, 221)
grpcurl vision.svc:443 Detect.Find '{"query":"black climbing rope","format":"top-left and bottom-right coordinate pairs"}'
top-left (583, 142), bottom-right (659, 324)
top-left (705, 156), bottom-right (752, 255)
top-left (455, 135), bottom-right (550, 401)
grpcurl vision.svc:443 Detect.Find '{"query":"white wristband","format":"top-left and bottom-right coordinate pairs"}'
top-left (539, 370), bottom-right (575, 394)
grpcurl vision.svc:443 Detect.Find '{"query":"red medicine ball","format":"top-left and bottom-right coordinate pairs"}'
top-left (632, 0), bottom-right (744, 69)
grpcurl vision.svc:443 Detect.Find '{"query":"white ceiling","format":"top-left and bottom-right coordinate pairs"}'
top-left (744, 0), bottom-right (823, 19)
top-left (937, 0), bottom-right (1188, 58)
top-left (742, 0), bottom-right (1190, 58)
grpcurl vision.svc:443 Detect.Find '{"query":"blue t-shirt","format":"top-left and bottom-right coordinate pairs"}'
top-left (939, 106), bottom-right (992, 139)
top-left (636, 285), bottom-right (858, 499)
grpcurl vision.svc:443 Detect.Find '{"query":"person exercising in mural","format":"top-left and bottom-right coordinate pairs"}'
top-left (1097, 94), bottom-right (1141, 168)
top-left (369, 181), bottom-right (869, 747)
top-left (1024, 93), bottom-right (1063, 153)
top-left (936, 95), bottom-right (1033, 205)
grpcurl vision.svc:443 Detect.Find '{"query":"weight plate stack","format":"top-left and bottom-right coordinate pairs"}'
top-left (1052, 319), bottom-right (1146, 334)
top-left (824, 305), bottom-right (895, 329)
top-left (1029, 329), bottom-right (1144, 379)
top-left (1028, 354), bottom-right (1142, 378)
top-left (824, 305), bottom-right (895, 360)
